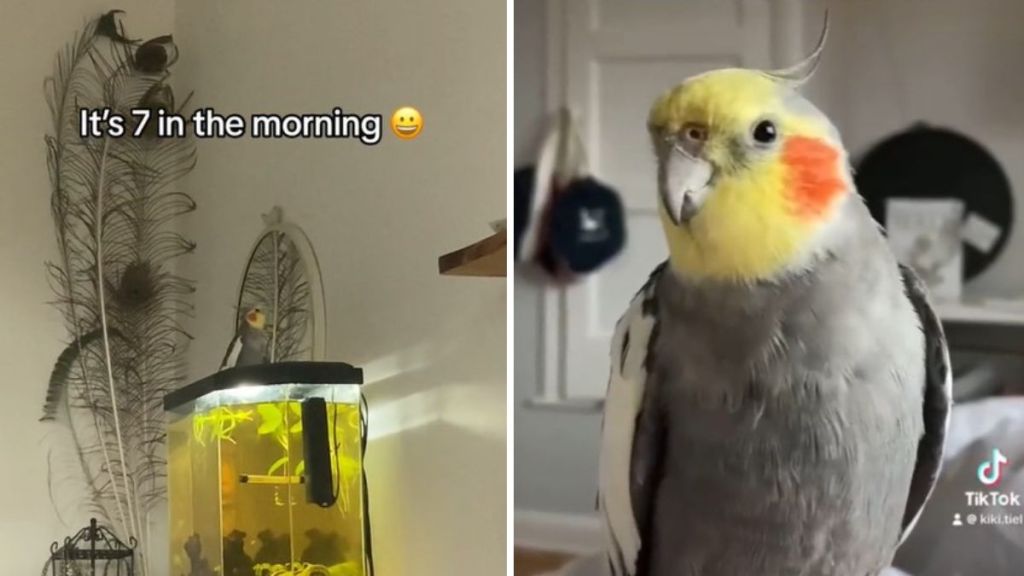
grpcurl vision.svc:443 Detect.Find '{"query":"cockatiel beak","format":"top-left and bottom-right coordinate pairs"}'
top-left (245, 309), bottom-right (266, 330)
top-left (662, 142), bottom-right (714, 226)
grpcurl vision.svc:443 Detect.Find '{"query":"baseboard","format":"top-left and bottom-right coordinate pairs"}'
top-left (514, 509), bottom-right (602, 555)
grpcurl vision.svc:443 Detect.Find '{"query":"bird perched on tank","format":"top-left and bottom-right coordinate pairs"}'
top-left (599, 17), bottom-right (951, 576)
top-left (221, 307), bottom-right (270, 370)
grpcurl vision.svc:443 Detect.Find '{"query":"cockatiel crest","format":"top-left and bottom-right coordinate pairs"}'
top-left (647, 18), bottom-right (848, 281)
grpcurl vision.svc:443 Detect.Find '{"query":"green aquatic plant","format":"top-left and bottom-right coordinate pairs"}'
top-left (191, 407), bottom-right (254, 446)
top-left (257, 403), bottom-right (303, 439)
top-left (252, 561), bottom-right (357, 576)
top-left (259, 402), bottom-right (302, 479)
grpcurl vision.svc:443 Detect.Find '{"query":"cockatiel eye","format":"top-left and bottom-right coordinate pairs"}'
top-left (752, 119), bottom-right (778, 145)
top-left (683, 124), bottom-right (708, 143)
top-left (661, 123), bottom-right (708, 156)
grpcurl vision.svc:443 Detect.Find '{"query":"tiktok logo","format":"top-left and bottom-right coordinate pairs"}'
top-left (978, 448), bottom-right (1009, 487)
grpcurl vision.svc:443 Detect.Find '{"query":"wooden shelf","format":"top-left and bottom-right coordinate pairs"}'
top-left (438, 230), bottom-right (506, 277)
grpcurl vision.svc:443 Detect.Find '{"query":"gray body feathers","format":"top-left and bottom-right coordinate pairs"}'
top-left (221, 323), bottom-right (269, 370)
top-left (602, 198), bottom-right (951, 576)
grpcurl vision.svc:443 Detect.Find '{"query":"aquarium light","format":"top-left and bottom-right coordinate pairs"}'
top-left (191, 383), bottom-right (274, 410)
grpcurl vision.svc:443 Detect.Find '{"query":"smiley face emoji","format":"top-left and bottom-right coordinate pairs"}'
top-left (390, 106), bottom-right (423, 140)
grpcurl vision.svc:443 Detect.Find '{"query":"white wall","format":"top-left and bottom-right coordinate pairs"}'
top-left (173, 1), bottom-right (506, 575)
top-left (514, 0), bottom-right (1024, 524)
top-left (0, 3), bottom-right (175, 573)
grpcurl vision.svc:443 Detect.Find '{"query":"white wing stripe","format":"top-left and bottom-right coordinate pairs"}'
top-left (600, 283), bottom-right (657, 576)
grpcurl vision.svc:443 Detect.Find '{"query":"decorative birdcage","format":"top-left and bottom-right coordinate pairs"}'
top-left (46, 518), bottom-right (136, 576)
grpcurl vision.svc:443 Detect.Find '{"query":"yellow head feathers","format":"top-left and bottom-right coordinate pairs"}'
top-left (648, 68), bottom-right (849, 282)
top-left (244, 307), bottom-right (267, 330)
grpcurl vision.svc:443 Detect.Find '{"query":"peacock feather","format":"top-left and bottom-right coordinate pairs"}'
top-left (41, 11), bottom-right (196, 575)
top-left (238, 226), bottom-right (312, 362)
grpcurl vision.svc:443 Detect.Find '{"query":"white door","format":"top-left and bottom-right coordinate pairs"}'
top-left (543, 0), bottom-right (805, 399)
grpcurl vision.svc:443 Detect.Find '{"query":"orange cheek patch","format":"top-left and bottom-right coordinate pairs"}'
top-left (781, 136), bottom-right (846, 220)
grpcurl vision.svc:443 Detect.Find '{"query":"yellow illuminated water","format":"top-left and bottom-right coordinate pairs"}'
top-left (169, 399), bottom-right (364, 576)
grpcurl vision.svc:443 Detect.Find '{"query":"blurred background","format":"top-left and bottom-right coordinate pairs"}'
top-left (514, 1), bottom-right (1024, 574)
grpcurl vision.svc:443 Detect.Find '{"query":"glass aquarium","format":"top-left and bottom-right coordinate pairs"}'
top-left (165, 362), bottom-right (366, 576)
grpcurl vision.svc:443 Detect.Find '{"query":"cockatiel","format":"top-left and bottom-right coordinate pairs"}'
top-left (221, 307), bottom-right (270, 370)
top-left (599, 22), bottom-right (951, 576)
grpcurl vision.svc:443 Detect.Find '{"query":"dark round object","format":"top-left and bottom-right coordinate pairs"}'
top-left (548, 177), bottom-right (626, 274)
top-left (854, 125), bottom-right (1013, 279)
top-left (753, 120), bottom-right (777, 144)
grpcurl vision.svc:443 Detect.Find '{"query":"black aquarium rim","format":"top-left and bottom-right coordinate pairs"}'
top-left (163, 361), bottom-right (364, 411)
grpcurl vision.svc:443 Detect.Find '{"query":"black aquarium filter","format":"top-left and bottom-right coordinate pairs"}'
top-left (302, 397), bottom-right (338, 507)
